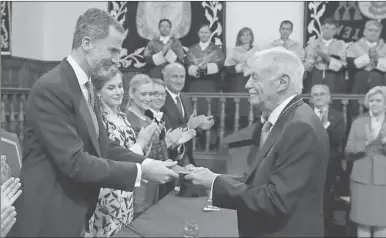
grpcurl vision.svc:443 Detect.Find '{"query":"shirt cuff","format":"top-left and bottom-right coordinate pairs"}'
top-left (354, 54), bottom-right (370, 68)
top-left (328, 57), bottom-right (343, 72)
top-left (376, 57), bottom-right (386, 72)
top-left (152, 51), bottom-right (166, 66)
top-left (323, 121), bottom-right (331, 129)
top-left (165, 49), bottom-right (177, 63)
top-left (135, 158), bottom-right (153, 187)
top-left (209, 174), bottom-right (221, 200)
top-left (130, 143), bottom-right (144, 155)
top-left (207, 63), bottom-right (219, 75)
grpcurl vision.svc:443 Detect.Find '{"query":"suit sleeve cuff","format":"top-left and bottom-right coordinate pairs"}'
top-left (328, 57), bottom-right (343, 71)
top-left (152, 51), bottom-right (167, 66)
top-left (376, 57), bottom-right (386, 72)
top-left (165, 50), bottom-right (178, 63)
top-left (354, 54), bottom-right (370, 68)
top-left (207, 63), bottom-right (219, 75)
top-left (130, 143), bottom-right (144, 155)
top-left (209, 174), bottom-right (221, 200)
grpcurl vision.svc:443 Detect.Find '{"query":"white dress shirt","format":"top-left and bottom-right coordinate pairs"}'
top-left (314, 106), bottom-right (331, 129)
top-left (321, 38), bottom-right (333, 47)
top-left (66, 55), bottom-right (149, 187)
top-left (209, 94), bottom-right (297, 199)
top-left (366, 40), bottom-right (377, 48)
top-left (199, 41), bottom-right (210, 51)
top-left (160, 36), bottom-right (171, 45)
top-left (166, 87), bottom-right (185, 117)
top-left (149, 108), bottom-right (164, 122)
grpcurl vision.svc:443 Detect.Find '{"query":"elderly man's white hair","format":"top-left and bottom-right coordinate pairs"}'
top-left (247, 47), bottom-right (305, 95)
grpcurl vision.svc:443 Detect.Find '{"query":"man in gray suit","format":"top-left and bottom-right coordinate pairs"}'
top-left (10, 8), bottom-right (178, 237)
top-left (186, 48), bottom-right (330, 237)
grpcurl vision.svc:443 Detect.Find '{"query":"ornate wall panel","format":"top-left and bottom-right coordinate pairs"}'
top-left (304, 2), bottom-right (386, 47)
top-left (1, 1), bottom-right (11, 55)
top-left (108, 1), bottom-right (226, 70)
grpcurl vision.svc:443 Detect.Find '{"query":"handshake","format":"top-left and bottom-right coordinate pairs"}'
top-left (140, 159), bottom-right (218, 188)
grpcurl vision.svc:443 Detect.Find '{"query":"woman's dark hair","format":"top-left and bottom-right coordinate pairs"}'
top-left (235, 27), bottom-right (254, 47)
top-left (91, 66), bottom-right (122, 91)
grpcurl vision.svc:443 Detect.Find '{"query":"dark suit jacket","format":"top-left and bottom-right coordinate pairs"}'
top-left (162, 91), bottom-right (196, 166)
top-left (212, 96), bottom-right (330, 237)
top-left (10, 59), bottom-right (146, 237)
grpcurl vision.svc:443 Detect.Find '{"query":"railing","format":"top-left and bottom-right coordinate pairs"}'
top-left (0, 88), bottom-right (366, 153)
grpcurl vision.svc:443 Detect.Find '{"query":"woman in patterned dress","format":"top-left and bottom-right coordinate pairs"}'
top-left (88, 67), bottom-right (159, 237)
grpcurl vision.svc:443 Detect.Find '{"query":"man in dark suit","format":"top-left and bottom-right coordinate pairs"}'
top-left (310, 84), bottom-right (346, 237)
top-left (186, 48), bottom-right (330, 237)
top-left (10, 9), bottom-right (178, 237)
top-left (161, 63), bottom-right (214, 197)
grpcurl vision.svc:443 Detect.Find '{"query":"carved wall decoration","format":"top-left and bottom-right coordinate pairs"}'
top-left (304, 1), bottom-right (386, 47)
top-left (1, 1), bottom-right (11, 55)
top-left (108, 1), bottom-right (226, 70)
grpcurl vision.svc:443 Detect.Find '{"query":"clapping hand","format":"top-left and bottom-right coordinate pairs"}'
top-left (165, 127), bottom-right (183, 148)
top-left (162, 41), bottom-right (172, 54)
top-left (137, 121), bottom-right (161, 149)
top-left (187, 113), bottom-right (201, 130)
top-left (198, 115), bottom-right (215, 130)
top-left (365, 124), bottom-right (376, 146)
top-left (1, 177), bottom-right (21, 237)
top-left (175, 128), bottom-right (196, 145)
top-left (1, 177), bottom-right (22, 208)
top-left (141, 159), bottom-right (179, 184)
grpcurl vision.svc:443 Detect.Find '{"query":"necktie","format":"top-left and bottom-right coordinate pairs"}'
top-left (260, 120), bottom-right (272, 148)
top-left (84, 80), bottom-right (99, 137)
top-left (85, 80), bottom-right (95, 110)
top-left (318, 109), bottom-right (324, 121)
top-left (175, 96), bottom-right (184, 117)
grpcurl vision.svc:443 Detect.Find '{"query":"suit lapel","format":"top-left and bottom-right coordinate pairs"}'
top-left (61, 59), bottom-right (102, 157)
top-left (164, 92), bottom-right (185, 123)
top-left (246, 96), bottom-right (304, 181)
top-left (181, 95), bottom-right (193, 121)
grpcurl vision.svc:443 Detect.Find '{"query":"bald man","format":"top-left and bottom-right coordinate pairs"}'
top-left (161, 63), bottom-right (215, 197)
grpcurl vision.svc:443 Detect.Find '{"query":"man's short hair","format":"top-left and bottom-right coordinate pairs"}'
top-left (72, 8), bottom-right (124, 49)
top-left (162, 63), bottom-right (185, 77)
top-left (365, 20), bottom-right (383, 30)
top-left (152, 78), bottom-right (165, 88)
top-left (280, 20), bottom-right (293, 29)
top-left (248, 47), bottom-right (305, 95)
top-left (323, 17), bottom-right (340, 27)
top-left (311, 84), bottom-right (331, 95)
top-left (159, 19), bottom-right (172, 28)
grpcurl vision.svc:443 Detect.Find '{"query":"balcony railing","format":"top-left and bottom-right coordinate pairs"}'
top-left (1, 88), bottom-right (365, 153)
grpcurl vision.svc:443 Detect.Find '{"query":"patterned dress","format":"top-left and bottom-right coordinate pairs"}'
top-left (88, 109), bottom-right (138, 237)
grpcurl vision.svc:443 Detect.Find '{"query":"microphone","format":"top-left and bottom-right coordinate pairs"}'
top-left (99, 206), bottom-right (146, 238)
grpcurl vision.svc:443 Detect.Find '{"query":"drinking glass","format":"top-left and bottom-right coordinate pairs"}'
top-left (183, 220), bottom-right (199, 238)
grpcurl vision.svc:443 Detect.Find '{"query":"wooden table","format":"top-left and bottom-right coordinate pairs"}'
top-left (115, 191), bottom-right (238, 237)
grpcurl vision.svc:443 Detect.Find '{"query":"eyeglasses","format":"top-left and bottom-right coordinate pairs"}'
top-left (311, 92), bottom-right (330, 97)
top-left (153, 92), bottom-right (166, 98)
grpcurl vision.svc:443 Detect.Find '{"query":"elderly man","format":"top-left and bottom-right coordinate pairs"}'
top-left (347, 20), bottom-right (386, 95)
top-left (269, 20), bottom-right (305, 61)
top-left (186, 48), bottom-right (330, 237)
top-left (304, 18), bottom-right (347, 97)
top-left (10, 9), bottom-right (178, 237)
top-left (161, 62), bottom-right (215, 197)
top-left (310, 84), bottom-right (346, 237)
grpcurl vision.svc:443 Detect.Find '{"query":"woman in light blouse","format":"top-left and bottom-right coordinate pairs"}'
top-left (345, 86), bottom-right (386, 238)
top-left (88, 66), bottom-right (159, 237)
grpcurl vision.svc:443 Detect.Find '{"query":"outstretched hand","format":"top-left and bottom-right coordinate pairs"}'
top-left (141, 159), bottom-right (179, 184)
top-left (184, 167), bottom-right (218, 188)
